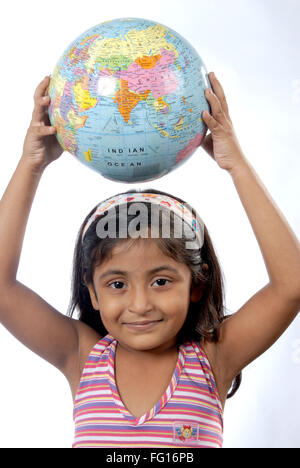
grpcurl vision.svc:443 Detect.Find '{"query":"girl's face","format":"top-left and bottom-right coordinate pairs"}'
top-left (87, 238), bottom-right (202, 355)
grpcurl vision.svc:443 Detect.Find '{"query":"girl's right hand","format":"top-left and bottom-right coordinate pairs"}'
top-left (22, 76), bottom-right (63, 171)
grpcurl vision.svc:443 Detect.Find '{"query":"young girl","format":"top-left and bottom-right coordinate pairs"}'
top-left (0, 73), bottom-right (299, 449)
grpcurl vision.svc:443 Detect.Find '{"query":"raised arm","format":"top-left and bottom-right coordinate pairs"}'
top-left (201, 72), bottom-right (300, 384)
top-left (0, 77), bottom-right (96, 376)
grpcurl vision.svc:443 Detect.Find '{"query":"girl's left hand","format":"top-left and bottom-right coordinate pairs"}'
top-left (201, 72), bottom-right (247, 173)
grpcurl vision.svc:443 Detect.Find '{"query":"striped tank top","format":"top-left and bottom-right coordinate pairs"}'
top-left (73, 334), bottom-right (223, 448)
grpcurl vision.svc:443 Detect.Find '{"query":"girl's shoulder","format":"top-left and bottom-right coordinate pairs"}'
top-left (65, 320), bottom-right (103, 401)
top-left (199, 338), bottom-right (232, 410)
top-left (76, 320), bottom-right (103, 369)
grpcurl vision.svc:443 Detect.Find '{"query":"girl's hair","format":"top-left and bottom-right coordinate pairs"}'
top-left (67, 188), bottom-right (241, 398)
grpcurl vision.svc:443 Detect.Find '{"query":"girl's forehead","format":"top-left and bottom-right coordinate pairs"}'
top-left (94, 238), bottom-right (190, 275)
top-left (111, 237), bottom-right (163, 256)
top-left (98, 239), bottom-right (169, 266)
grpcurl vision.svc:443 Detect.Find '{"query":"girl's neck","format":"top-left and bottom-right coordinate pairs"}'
top-left (116, 338), bottom-right (179, 365)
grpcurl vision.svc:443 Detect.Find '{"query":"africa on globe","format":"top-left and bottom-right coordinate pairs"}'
top-left (48, 17), bottom-right (211, 183)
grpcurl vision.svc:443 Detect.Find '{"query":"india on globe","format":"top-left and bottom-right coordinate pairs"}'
top-left (48, 17), bottom-right (211, 183)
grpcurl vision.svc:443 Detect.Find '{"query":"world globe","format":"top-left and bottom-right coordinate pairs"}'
top-left (48, 18), bottom-right (211, 183)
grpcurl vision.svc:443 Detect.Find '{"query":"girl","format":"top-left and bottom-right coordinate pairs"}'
top-left (0, 73), bottom-right (299, 448)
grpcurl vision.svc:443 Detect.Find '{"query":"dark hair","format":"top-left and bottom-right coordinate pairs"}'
top-left (67, 187), bottom-right (241, 398)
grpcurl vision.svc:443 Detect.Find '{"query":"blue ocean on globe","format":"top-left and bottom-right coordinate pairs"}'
top-left (48, 17), bottom-right (211, 183)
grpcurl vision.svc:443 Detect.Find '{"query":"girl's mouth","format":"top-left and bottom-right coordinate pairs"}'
top-left (124, 320), bottom-right (163, 331)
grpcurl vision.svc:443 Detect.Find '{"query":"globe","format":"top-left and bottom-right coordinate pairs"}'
top-left (48, 18), bottom-right (211, 183)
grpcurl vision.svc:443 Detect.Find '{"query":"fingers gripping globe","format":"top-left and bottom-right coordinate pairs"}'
top-left (48, 18), bottom-right (211, 183)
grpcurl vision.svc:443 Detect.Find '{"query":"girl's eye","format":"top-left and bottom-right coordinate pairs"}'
top-left (108, 281), bottom-right (125, 290)
top-left (108, 279), bottom-right (171, 289)
top-left (154, 278), bottom-right (170, 287)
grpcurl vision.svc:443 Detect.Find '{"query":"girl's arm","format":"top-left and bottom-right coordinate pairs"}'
top-left (202, 73), bottom-right (300, 384)
top-left (0, 77), bottom-right (98, 376)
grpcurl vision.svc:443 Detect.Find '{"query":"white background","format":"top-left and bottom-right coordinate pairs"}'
top-left (0, 0), bottom-right (299, 448)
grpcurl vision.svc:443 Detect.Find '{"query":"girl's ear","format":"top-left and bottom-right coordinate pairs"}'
top-left (190, 281), bottom-right (206, 303)
top-left (190, 264), bottom-right (208, 303)
top-left (84, 276), bottom-right (100, 310)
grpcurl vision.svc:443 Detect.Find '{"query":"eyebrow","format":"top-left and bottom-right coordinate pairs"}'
top-left (98, 265), bottom-right (179, 280)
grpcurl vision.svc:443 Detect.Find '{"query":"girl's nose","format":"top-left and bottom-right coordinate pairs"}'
top-left (127, 286), bottom-right (153, 314)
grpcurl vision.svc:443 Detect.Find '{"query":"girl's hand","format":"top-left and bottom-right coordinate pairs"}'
top-left (202, 72), bottom-right (247, 173)
top-left (22, 76), bottom-right (63, 171)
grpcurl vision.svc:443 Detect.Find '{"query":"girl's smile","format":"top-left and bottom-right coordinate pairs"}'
top-left (123, 319), bottom-right (163, 331)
